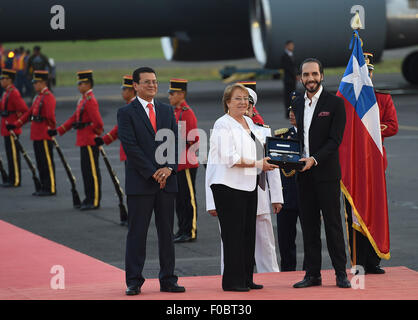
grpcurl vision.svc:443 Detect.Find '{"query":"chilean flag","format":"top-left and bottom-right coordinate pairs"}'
top-left (337, 31), bottom-right (390, 259)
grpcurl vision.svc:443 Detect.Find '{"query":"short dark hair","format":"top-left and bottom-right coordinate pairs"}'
top-left (300, 58), bottom-right (324, 75)
top-left (132, 67), bottom-right (156, 83)
top-left (285, 40), bottom-right (293, 45)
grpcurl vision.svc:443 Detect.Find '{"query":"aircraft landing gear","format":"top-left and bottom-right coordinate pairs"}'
top-left (402, 51), bottom-right (418, 85)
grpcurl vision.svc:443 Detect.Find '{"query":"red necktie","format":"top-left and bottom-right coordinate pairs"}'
top-left (147, 103), bottom-right (157, 133)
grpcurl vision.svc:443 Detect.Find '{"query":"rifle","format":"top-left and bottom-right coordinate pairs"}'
top-left (98, 146), bottom-right (128, 225)
top-left (0, 154), bottom-right (9, 183)
top-left (9, 130), bottom-right (42, 192)
top-left (51, 137), bottom-right (81, 208)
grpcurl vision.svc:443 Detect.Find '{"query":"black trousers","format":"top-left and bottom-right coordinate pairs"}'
top-left (211, 184), bottom-right (257, 289)
top-left (125, 191), bottom-right (178, 288)
top-left (3, 135), bottom-right (21, 186)
top-left (175, 167), bottom-right (198, 238)
top-left (277, 208), bottom-right (300, 271)
top-left (80, 146), bottom-right (101, 206)
top-left (344, 197), bottom-right (381, 270)
top-left (33, 140), bottom-right (56, 193)
top-left (297, 172), bottom-right (347, 277)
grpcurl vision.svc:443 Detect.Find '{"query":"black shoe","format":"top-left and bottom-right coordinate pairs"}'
top-left (366, 266), bottom-right (385, 274)
top-left (80, 203), bottom-right (100, 211)
top-left (32, 191), bottom-right (40, 196)
top-left (248, 282), bottom-right (263, 290)
top-left (174, 234), bottom-right (194, 243)
top-left (120, 220), bottom-right (128, 227)
top-left (37, 190), bottom-right (56, 196)
top-left (293, 276), bottom-right (322, 288)
top-left (223, 287), bottom-right (250, 292)
top-left (125, 286), bottom-right (140, 295)
top-left (2, 182), bottom-right (16, 188)
top-left (336, 275), bottom-right (351, 288)
top-left (160, 283), bottom-right (186, 293)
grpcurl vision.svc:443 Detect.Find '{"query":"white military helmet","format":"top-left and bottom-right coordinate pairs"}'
top-left (247, 87), bottom-right (257, 105)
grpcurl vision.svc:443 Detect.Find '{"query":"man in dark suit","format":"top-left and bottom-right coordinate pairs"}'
top-left (292, 58), bottom-right (351, 288)
top-left (280, 40), bottom-right (298, 119)
top-left (274, 102), bottom-right (303, 272)
top-left (117, 67), bottom-right (185, 295)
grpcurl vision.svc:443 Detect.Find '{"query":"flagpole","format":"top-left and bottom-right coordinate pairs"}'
top-left (349, 10), bottom-right (362, 269)
top-left (353, 229), bottom-right (357, 267)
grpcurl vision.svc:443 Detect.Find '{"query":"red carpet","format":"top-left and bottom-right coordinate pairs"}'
top-left (1, 220), bottom-right (417, 300)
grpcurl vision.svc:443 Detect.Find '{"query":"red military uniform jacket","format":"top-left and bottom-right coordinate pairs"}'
top-left (103, 124), bottom-right (127, 161)
top-left (1, 84), bottom-right (28, 136)
top-left (101, 96), bottom-right (134, 161)
top-left (174, 101), bottom-right (199, 171)
top-left (250, 106), bottom-right (264, 125)
top-left (57, 89), bottom-right (103, 146)
top-left (375, 89), bottom-right (398, 170)
top-left (14, 87), bottom-right (56, 140)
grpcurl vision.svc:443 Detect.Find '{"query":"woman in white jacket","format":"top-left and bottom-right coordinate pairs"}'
top-left (216, 88), bottom-right (284, 274)
top-left (205, 83), bottom-right (277, 292)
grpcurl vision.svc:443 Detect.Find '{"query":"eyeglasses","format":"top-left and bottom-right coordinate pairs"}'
top-left (139, 80), bottom-right (158, 86)
top-left (232, 97), bottom-right (249, 102)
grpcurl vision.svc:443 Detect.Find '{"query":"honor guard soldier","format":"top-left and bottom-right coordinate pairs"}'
top-left (95, 75), bottom-right (136, 162)
top-left (237, 81), bottom-right (264, 125)
top-left (168, 78), bottom-right (199, 243)
top-left (242, 87), bottom-right (283, 273)
top-left (366, 52), bottom-right (399, 170)
top-left (345, 53), bottom-right (399, 274)
top-left (49, 70), bottom-right (104, 210)
top-left (274, 92), bottom-right (305, 271)
top-left (7, 70), bottom-right (56, 195)
top-left (0, 69), bottom-right (29, 187)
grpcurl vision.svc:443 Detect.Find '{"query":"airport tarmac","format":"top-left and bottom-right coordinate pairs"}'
top-left (0, 72), bottom-right (417, 282)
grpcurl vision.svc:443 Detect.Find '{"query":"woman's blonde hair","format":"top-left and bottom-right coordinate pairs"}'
top-left (222, 83), bottom-right (248, 113)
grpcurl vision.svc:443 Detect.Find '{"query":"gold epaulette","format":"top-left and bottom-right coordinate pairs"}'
top-left (274, 128), bottom-right (289, 136)
top-left (281, 168), bottom-right (296, 178)
top-left (375, 89), bottom-right (391, 95)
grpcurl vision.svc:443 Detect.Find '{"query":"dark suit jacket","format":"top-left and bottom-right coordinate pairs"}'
top-left (280, 52), bottom-right (297, 84)
top-left (117, 98), bottom-right (178, 195)
top-left (294, 89), bottom-right (346, 182)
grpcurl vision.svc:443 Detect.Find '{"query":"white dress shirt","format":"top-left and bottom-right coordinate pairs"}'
top-left (303, 85), bottom-right (323, 158)
top-left (136, 96), bottom-right (155, 119)
top-left (284, 48), bottom-right (293, 57)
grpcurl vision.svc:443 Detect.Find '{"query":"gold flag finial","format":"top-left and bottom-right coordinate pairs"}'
top-left (351, 11), bottom-right (363, 30)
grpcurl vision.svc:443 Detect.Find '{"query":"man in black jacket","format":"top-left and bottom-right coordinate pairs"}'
top-left (292, 58), bottom-right (351, 289)
top-left (280, 41), bottom-right (298, 119)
